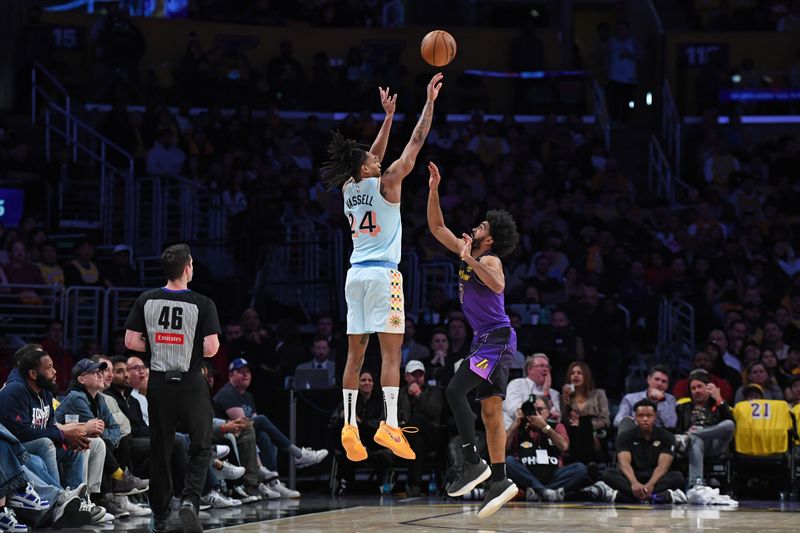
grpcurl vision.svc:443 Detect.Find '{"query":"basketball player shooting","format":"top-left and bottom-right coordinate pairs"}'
top-left (320, 73), bottom-right (444, 463)
top-left (426, 161), bottom-right (520, 518)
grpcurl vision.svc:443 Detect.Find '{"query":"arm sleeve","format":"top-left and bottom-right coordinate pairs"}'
top-left (56, 394), bottom-right (95, 424)
top-left (614, 395), bottom-right (632, 427)
top-left (660, 430), bottom-right (676, 457)
top-left (213, 388), bottom-right (237, 413)
top-left (615, 427), bottom-right (634, 453)
top-left (659, 397), bottom-right (677, 429)
top-left (503, 380), bottom-right (525, 430)
top-left (593, 390), bottom-right (611, 430)
top-left (99, 399), bottom-right (122, 447)
top-left (200, 298), bottom-right (222, 338)
top-left (123, 293), bottom-right (147, 332)
top-left (419, 388), bottom-right (444, 422)
top-left (675, 404), bottom-right (688, 433)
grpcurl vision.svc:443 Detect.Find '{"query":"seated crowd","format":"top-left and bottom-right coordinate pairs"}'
top-left (1, 287), bottom-right (799, 531)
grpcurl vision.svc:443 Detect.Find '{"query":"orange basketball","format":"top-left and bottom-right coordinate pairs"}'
top-left (420, 30), bottom-right (457, 67)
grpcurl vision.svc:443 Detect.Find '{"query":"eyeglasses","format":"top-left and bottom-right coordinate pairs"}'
top-left (128, 365), bottom-right (146, 372)
top-left (531, 364), bottom-right (550, 369)
top-left (535, 407), bottom-right (547, 414)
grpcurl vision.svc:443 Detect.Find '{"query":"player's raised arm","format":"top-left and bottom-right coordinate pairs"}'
top-left (427, 161), bottom-right (463, 254)
top-left (369, 87), bottom-right (397, 163)
top-left (382, 73), bottom-right (444, 192)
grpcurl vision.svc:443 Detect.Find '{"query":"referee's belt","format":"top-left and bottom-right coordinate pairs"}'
top-left (152, 369), bottom-right (192, 382)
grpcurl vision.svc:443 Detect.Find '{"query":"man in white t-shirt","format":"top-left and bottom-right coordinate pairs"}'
top-left (503, 354), bottom-right (560, 429)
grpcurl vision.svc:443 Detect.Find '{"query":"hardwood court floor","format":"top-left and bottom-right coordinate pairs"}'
top-left (205, 502), bottom-right (800, 533)
top-left (57, 496), bottom-right (800, 532)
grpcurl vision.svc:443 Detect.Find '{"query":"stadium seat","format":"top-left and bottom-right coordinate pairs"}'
top-left (732, 400), bottom-right (796, 497)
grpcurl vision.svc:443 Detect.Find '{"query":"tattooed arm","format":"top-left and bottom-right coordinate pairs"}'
top-left (380, 73), bottom-right (443, 202)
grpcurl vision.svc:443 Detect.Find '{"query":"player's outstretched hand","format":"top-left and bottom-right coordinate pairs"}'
top-left (427, 73), bottom-right (444, 101)
top-left (379, 86), bottom-right (397, 115)
top-left (460, 233), bottom-right (473, 261)
top-left (428, 161), bottom-right (441, 190)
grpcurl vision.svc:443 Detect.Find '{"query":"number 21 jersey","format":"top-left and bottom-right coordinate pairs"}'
top-left (343, 177), bottom-right (401, 265)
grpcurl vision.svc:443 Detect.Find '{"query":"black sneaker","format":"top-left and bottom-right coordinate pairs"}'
top-left (51, 496), bottom-right (91, 528)
top-left (178, 500), bottom-right (202, 533)
top-left (477, 479), bottom-right (518, 519)
top-left (446, 460), bottom-right (491, 497)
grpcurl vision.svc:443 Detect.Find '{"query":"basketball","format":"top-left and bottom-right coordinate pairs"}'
top-left (420, 30), bottom-right (457, 67)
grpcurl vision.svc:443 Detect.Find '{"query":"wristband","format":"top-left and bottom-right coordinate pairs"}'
top-left (542, 424), bottom-right (552, 433)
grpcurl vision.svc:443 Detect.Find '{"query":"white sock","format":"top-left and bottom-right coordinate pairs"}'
top-left (343, 389), bottom-right (358, 427)
top-left (383, 386), bottom-right (399, 428)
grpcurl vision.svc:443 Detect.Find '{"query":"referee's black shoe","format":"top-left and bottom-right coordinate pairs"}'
top-left (446, 459), bottom-right (490, 497)
top-left (148, 514), bottom-right (168, 533)
top-left (179, 500), bottom-right (203, 533)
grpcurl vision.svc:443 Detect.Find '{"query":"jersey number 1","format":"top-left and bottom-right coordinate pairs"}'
top-left (349, 211), bottom-right (380, 237)
top-left (158, 306), bottom-right (183, 330)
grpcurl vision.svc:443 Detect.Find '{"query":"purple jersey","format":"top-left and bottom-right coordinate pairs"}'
top-left (458, 255), bottom-right (510, 335)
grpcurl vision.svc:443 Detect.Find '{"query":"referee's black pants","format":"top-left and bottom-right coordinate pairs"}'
top-left (148, 370), bottom-right (213, 518)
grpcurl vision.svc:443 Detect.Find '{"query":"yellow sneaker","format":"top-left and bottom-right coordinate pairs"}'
top-left (373, 422), bottom-right (417, 460)
top-left (341, 424), bottom-right (368, 462)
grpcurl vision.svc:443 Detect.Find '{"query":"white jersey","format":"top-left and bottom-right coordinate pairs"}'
top-left (343, 176), bottom-right (401, 265)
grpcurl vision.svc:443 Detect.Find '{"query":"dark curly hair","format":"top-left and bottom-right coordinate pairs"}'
top-left (486, 209), bottom-right (519, 258)
top-left (319, 131), bottom-right (368, 189)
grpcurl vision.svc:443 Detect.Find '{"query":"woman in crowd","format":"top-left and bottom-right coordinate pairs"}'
top-left (560, 362), bottom-right (609, 464)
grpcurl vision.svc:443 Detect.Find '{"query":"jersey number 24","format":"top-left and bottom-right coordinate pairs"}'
top-left (348, 211), bottom-right (381, 237)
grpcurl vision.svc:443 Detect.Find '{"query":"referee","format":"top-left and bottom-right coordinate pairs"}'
top-left (124, 244), bottom-right (221, 533)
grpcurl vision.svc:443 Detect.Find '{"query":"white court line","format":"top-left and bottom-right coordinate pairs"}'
top-left (205, 506), bottom-right (366, 531)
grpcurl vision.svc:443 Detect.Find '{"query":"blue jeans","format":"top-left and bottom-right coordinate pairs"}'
top-left (506, 455), bottom-right (588, 492)
top-left (252, 414), bottom-right (291, 471)
top-left (17, 455), bottom-right (62, 527)
top-left (23, 437), bottom-right (85, 489)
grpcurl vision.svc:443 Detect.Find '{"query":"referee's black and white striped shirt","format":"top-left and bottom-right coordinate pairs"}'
top-left (124, 288), bottom-right (221, 373)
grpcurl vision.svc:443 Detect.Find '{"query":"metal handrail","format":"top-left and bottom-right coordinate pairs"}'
top-left (31, 62), bottom-right (70, 132)
top-left (644, 0), bottom-right (665, 34)
top-left (648, 134), bottom-right (673, 201)
top-left (592, 79), bottom-right (610, 150)
top-left (662, 80), bottom-right (681, 181)
top-left (32, 63), bottom-right (136, 247)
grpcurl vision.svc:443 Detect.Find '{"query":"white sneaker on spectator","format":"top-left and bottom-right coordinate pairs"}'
top-left (541, 488), bottom-right (565, 502)
top-left (668, 489), bottom-right (688, 504)
top-left (111, 495), bottom-right (152, 516)
top-left (268, 479), bottom-right (300, 499)
top-left (582, 481), bottom-right (617, 503)
top-left (674, 434), bottom-right (689, 453)
top-left (59, 484), bottom-right (88, 505)
top-left (295, 448), bottom-right (328, 468)
top-left (200, 490), bottom-right (242, 508)
top-left (213, 445), bottom-right (230, 460)
top-left (217, 461), bottom-right (245, 480)
top-left (259, 466), bottom-right (279, 482)
top-left (0, 507), bottom-right (28, 532)
top-left (256, 483), bottom-right (281, 499)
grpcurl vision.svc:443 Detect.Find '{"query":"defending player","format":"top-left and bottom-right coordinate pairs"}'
top-left (321, 73), bottom-right (444, 463)
top-left (426, 161), bottom-right (520, 518)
